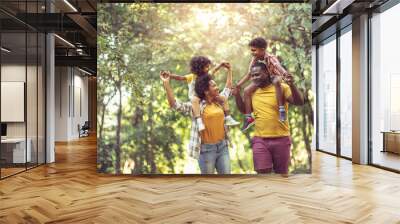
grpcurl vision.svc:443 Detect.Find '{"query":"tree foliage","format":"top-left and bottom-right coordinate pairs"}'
top-left (97, 3), bottom-right (312, 174)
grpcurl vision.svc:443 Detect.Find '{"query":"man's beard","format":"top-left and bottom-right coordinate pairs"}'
top-left (255, 76), bottom-right (271, 88)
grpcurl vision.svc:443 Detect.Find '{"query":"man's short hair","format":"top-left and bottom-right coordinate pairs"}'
top-left (195, 74), bottom-right (212, 100)
top-left (249, 37), bottom-right (268, 49)
top-left (251, 60), bottom-right (268, 73)
top-left (190, 56), bottom-right (211, 77)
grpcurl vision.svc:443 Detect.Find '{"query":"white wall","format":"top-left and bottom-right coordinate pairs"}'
top-left (72, 72), bottom-right (89, 137)
top-left (55, 66), bottom-right (68, 141)
top-left (55, 67), bottom-right (89, 141)
top-left (1, 65), bottom-right (26, 82)
top-left (1, 63), bottom-right (46, 164)
top-left (1, 65), bottom-right (26, 138)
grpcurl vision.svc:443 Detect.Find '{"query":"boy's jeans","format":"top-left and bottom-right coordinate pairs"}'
top-left (198, 139), bottom-right (230, 174)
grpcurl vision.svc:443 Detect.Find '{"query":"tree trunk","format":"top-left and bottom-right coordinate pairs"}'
top-left (236, 150), bottom-right (245, 172)
top-left (301, 105), bottom-right (312, 170)
top-left (98, 102), bottom-right (106, 170)
top-left (115, 80), bottom-right (122, 174)
top-left (148, 89), bottom-right (157, 173)
top-left (98, 103), bottom-right (106, 146)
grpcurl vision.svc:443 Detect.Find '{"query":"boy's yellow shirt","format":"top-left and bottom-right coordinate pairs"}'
top-left (184, 73), bottom-right (197, 84)
top-left (252, 83), bottom-right (292, 137)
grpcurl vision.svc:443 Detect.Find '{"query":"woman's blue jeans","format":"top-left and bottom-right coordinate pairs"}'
top-left (198, 139), bottom-right (231, 174)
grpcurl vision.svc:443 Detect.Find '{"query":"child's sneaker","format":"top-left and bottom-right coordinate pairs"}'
top-left (241, 116), bottom-right (255, 132)
top-left (279, 106), bottom-right (286, 122)
top-left (196, 117), bottom-right (205, 131)
top-left (225, 115), bottom-right (240, 126)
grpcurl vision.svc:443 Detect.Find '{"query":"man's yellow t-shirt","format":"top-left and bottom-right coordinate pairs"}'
top-left (252, 83), bottom-right (292, 137)
top-left (201, 103), bottom-right (225, 144)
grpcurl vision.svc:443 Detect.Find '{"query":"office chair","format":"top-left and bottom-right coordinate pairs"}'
top-left (79, 121), bottom-right (90, 138)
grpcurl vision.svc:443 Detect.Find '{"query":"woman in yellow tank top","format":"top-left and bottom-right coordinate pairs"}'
top-left (161, 69), bottom-right (233, 174)
top-left (194, 74), bottom-right (231, 174)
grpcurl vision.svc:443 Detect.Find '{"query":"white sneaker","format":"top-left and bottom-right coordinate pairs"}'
top-left (225, 115), bottom-right (240, 126)
top-left (196, 118), bottom-right (205, 131)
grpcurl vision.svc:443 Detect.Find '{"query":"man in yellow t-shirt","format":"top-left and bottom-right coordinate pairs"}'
top-left (232, 61), bottom-right (304, 176)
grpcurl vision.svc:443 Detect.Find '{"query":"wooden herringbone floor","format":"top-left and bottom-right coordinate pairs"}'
top-left (1, 135), bottom-right (400, 224)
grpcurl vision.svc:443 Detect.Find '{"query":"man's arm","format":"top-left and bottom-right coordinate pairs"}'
top-left (285, 74), bottom-right (304, 105)
top-left (236, 57), bottom-right (255, 88)
top-left (236, 72), bottom-right (251, 88)
top-left (231, 87), bottom-right (246, 114)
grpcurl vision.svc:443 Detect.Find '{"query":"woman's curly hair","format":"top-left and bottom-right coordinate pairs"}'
top-left (195, 74), bottom-right (212, 101)
top-left (190, 56), bottom-right (211, 77)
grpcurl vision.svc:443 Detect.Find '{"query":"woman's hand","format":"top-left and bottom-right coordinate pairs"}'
top-left (160, 70), bottom-right (170, 82)
top-left (223, 62), bottom-right (231, 70)
top-left (217, 62), bottom-right (226, 68)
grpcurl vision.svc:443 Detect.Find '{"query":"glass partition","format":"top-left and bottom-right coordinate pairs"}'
top-left (1, 30), bottom-right (28, 178)
top-left (0, 1), bottom-right (46, 179)
top-left (339, 27), bottom-right (352, 158)
top-left (27, 31), bottom-right (38, 169)
top-left (317, 35), bottom-right (337, 154)
top-left (371, 3), bottom-right (400, 171)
